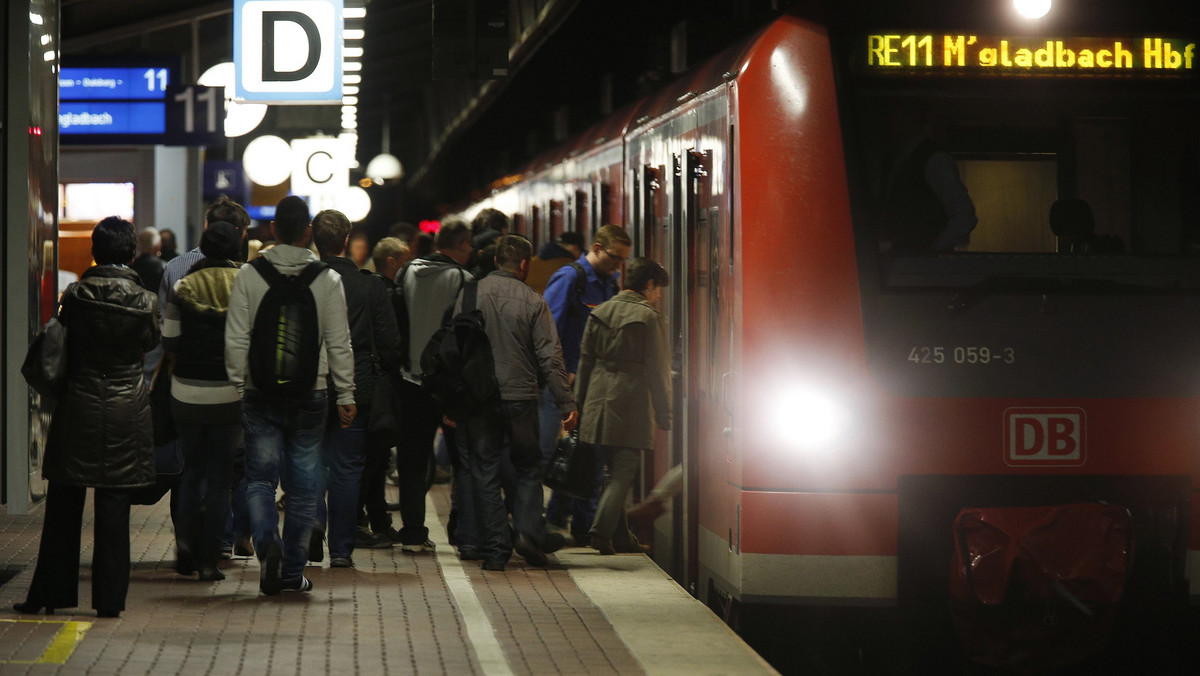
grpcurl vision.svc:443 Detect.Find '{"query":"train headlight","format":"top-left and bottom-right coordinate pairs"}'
top-left (768, 387), bottom-right (851, 451)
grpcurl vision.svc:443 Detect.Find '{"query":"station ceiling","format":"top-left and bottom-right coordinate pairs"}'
top-left (59, 0), bottom-right (786, 219)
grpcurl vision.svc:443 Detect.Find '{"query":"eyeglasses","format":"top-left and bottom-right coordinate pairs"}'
top-left (602, 248), bottom-right (625, 264)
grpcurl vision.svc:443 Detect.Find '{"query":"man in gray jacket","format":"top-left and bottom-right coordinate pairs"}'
top-left (460, 235), bottom-right (577, 571)
top-left (394, 219), bottom-right (474, 553)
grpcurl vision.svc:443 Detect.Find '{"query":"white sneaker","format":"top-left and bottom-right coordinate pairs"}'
top-left (400, 539), bottom-right (436, 553)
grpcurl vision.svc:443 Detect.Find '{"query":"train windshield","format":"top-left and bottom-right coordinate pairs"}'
top-left (836, 21), bottom-right (1200, 289)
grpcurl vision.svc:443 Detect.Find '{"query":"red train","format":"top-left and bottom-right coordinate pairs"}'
top-left (461, 1), bottom-right (1200, 668)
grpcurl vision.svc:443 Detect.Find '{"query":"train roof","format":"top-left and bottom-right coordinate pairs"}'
top-left (505, 14), bottom-right (797, 186)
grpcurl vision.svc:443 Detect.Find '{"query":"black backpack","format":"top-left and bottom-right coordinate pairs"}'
top-left (566, 262), bottom-right (617, 320)
top-left (247, 257), bottom-right (327, 399)
top-left (419, 280), bottom-right (500, 418)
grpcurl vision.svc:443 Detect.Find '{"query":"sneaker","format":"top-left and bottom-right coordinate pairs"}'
top-left (400, 539), bottom-right (436, 553)
top-left (481, 560), bottom-right (506, 571)
top-left (355, 531), bottom-right (395, 549)
top-left (280, 576), bottom-right (314, 592)
top-left (330, 556), bottom-right (354, 568)
top-left (514, 534), bottom-right (547, 567)
top-left (219, 545), bottom-right (233, 560)
top-left (308, 527), bottom-right (325, 563)
top-left (260, 542), bottom-right (283, 595)
top-left (458, 549), bottom-right (483, 561)
top-left (199, 567), bottom-right (227, 581)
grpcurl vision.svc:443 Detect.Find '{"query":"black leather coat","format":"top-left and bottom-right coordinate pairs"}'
top-left (43, 265), bottom-right (160, 488)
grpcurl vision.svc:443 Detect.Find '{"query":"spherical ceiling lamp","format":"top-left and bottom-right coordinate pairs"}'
top-left (198, 62), bottom-right (269, 138)
top-left (242, 135), bottom-right (292, 186)
top-left (365, 153), bottom-right (403, 182)
top-left (339, 186), bottom-right (372, 222)
top-left (1014, 0), bottom-right (1051, 19)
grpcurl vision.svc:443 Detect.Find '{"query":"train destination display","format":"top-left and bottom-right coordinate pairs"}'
top-left (863, 34), bottom-right (1196, 75)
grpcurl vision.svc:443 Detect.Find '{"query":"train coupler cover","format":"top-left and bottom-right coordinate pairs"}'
top-left (948, 503), bottom-right (1133, 671)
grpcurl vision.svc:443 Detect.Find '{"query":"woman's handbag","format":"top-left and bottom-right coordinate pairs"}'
top-left (543, 430), bottom-right (597, 499)
top-left (22, 317), bottom-right (68, 401)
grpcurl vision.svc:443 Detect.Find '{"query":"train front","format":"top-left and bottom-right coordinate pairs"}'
top-left (728, 1), bottom-right (1200, 670)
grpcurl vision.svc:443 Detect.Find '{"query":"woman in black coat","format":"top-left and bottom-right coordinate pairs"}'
top-left (14, 217), bottom-right (160, 619)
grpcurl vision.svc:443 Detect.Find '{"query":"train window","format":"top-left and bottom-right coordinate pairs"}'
top-left (843, 33), bottom-right (1200, 276)
top-left (643, 166), bottom-right (662, 256)
top-left (574, 190), bottom-right (588, 235)
top-left (550, 200), bottom-right (565, 241)
top-left (599, 183), bottom-right (612, 229)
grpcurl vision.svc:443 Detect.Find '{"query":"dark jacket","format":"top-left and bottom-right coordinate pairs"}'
top-left (44, 265), bottom-right (160, 488)
top-left (323, 256), bottom-right (400, 407)
top-left (131, 253), bottom-right (167, 293)
top-left (456, 270), bottom-right (574, 411)
top-left (576, 290), bottom-right (671, 450)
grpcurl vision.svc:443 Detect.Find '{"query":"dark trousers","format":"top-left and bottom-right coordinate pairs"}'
top-left (24, 482), bottom-right (132, 612)
top-left (176, 421), bottom-right (239, 567)
top-left (395, 379), bottom-right (454, 545)
top-left (466, 400), bottom-right (546, 564)
top-left (358, 441), bottom-right (392, 533)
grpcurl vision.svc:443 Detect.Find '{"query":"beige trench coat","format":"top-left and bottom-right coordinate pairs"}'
top-left (575, 290), bottom-right (672, 449)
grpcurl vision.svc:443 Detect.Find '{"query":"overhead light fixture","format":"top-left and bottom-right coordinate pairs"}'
top-left (344, 7), bottom-right (367, 19)
top-left (344, 74), bottom-right (361, 84)
top-left (366, 153), bottom-right (402, 182)
top-left (242, 135), bottom-right (292, 186)
top-left (344, 29), bottom-right (365, 41)
top-left (1014, 0), bottom-right (1051, 19)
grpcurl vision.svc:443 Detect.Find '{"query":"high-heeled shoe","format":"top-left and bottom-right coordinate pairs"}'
top-left (13, 601), bottom-right (54, 615)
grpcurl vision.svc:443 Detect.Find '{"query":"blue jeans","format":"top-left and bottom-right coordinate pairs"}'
top-left (541, 387), bottom-right (599, 535)
top-left (242, 390), bottom-right (328, 580)
top-left (467, 400), bottom-right (546, 564)
top-left (316, 412), bottom-right (366, 558)
top-left (176, 421), bottom-right (240, 567)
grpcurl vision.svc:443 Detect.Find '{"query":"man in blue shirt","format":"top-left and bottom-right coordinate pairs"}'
top-left (540, 224), bottom-right (632, 546)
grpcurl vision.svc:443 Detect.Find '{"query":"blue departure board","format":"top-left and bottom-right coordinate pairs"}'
top-left (59, 67), bottom-right (171, 100)
top-left (58, 59), bottom-right (225, 146)
top-left (59, 102), bottom-right (166, 134)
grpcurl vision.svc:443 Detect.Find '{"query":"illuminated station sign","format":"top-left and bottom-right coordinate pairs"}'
top-left (59, 61), bottom-right (226, 145)
top-left (863, 34), bottom-right (1197, 76)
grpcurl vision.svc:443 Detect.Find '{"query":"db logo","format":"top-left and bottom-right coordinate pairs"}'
top-left (1003, 408), bottom-right (1086, 467)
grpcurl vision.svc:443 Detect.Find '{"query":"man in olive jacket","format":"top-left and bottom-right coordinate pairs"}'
top-left (574, 257), bottom-right (672, 554)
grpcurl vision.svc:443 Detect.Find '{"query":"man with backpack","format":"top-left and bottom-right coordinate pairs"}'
top-left (394, 218), bottom-right (474, 554)
top-left (458, 235), bottom-right (577, 571)
top-left (540, 224), bottom-right (631, 546)
top-left (225, 196), bottom-right (356, 595)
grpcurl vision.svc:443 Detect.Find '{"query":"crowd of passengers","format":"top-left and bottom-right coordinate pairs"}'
top-left (14, 195), bottom-right (679, 618)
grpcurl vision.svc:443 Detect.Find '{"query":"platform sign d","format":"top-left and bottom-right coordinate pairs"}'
top-left (235, 0), bottom-right (342, 103)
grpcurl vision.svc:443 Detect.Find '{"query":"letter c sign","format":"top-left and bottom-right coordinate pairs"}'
top-left (235, 0), bottom-right (342, 102)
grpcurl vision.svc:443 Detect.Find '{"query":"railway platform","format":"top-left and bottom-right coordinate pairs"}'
top-left (0, 483), bottom-right (775, 675)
